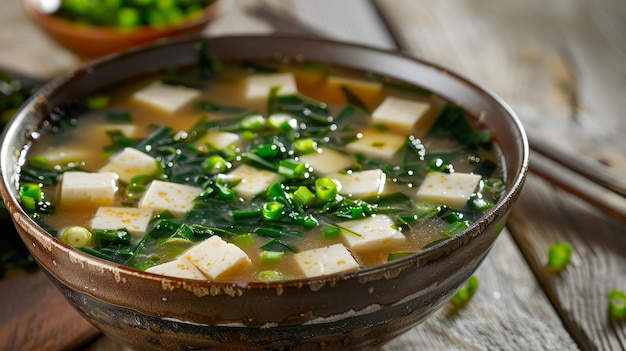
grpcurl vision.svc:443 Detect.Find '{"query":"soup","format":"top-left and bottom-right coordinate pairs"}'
top-left (18, 59), bottom-right (505, 282)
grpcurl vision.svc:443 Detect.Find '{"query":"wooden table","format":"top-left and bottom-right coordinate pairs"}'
top-left (1, 1), bottom-right (625, 350)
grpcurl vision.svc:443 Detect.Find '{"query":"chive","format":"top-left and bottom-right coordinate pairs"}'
top-left (232, 209), bottom-right (262, 220)
top-left (315, 178), bottom-right (338, 202)
top-left (547, 243), bottom-right (573, 272)
top-left (93, 228), bottom-right (131, 248)
top-left (262, 201), bottom-right (285, 221)
top-left (441, 221), bottom-right (469, 237)
top-left (260, 251), bottom-right (284, 266)
top-left (106, 111), bottom-right (132, 122)
top-left (609, 290), bottom-right (626, 319)
top-left (387, 252), bottom-right (414, 261)
top-left (449, 275), bottom-right (479, 307)
top-left (60, 226), bottom-right (93, 248)
top-left (260, 239), bottom-right (298, 253)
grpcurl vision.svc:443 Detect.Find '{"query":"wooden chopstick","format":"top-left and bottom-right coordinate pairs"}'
top-left (528, 135), bottom-right (626, 198)
top-left (529, 150), bottom-right (626, 225)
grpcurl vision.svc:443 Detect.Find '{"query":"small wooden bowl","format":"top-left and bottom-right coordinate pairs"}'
top-left (22, 0), bottom-right (220, 61)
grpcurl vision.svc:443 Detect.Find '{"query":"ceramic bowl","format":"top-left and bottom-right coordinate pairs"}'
top-left (22, 0), bottom-right (220, 60)
top-left (0, 35), bottom-right (528, 350)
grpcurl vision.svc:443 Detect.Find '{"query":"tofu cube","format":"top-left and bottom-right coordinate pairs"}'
top-left (298, 147), bottom-right (355, 175)
top-left (245, 73), bottom-right (298, 99)
top-left (99, 148), bottom-right (159, 184)
top-left (132, 81), bottom-right (201, 114)
top-left (181, 236), bottom-right (251, 280)
top-left (145, 259), bottom-right (207, 280)
top-left (90, 207), bottom-right (154, 241)
top-left (346, 129), bottom-right (406, 161)
top-left (293, 243), bottom-right (360, 278)
top-left (416, 171), bottom-right (482, 209)
top-left (371, 96), bottom-right (435, 133)
top-left (196, 131), bottom-right (242, 152)
top-left (138, 180), bottom-right (203, 217)
top-left (60, 171), bottom-right (118, 206)
top-left (329, 169), bottom-right (386, 198)
top-left (228, 164), bottom-right (284, 199)
top-left (338, 215), bottom-right (406, 253)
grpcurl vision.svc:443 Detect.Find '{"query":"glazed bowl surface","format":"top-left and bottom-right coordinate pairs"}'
top-left (0, 35), bottom-right (528, 350)
top-left (22, 0), bottom-right (220, 60)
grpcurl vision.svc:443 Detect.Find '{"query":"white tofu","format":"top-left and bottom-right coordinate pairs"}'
top-left (196, 131), bottom-right (242, 152)
top-left (245, 73), bottom-right (298, 99)
top-left (328, 169), bottom-right (386, 198)
top-left (99, 147), bottom-right (159, 184)
top-left (346, 129), bottom-right (406, 161)
top-left (371, 96), bottom-right (435, 133)
top-left (60, 171), bottom-right (118, 206)
top-left (138, 180), bottom-right (203, 217)
top-left (298, 147), bottom-right (355, 175)
top-left (228, 164), bottom-right (284, 199)
top-left (145, 259), bottom-right (207, 280)
top-left (181, 236), bottom-right (251, 280)
top-left (90, 206), bottom-right (154, 241)
top-left (416, 171), bottom-right (482, 209)
top-left (338, 215), bottom-right (406, 253)
top-left (132, 81), bottom-right (201, 114)
top-left (293, 243), bottom-right (360, 278)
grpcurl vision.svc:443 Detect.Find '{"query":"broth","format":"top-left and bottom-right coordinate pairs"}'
top-left (19, 60), bottom-right (505, 282)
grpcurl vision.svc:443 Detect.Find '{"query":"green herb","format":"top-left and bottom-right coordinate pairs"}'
top-left (547, 243), bottom-right (573, 272)
top-left (608, 290), bottom-right (626, 319)
top-left (449, 275), bottom-right (479, 308)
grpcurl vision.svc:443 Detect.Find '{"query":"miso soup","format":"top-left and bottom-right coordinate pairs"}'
top-left (18, 59), bottom-right (505, 282)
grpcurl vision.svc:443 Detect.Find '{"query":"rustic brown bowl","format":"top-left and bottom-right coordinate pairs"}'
top-left (22, 0), bottom-right (220, 61)
top-left (0, 35), bottom-right (528, 350)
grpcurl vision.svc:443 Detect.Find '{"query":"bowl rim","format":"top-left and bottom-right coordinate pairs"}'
top-left (0, 34), bottom-right (529, 290)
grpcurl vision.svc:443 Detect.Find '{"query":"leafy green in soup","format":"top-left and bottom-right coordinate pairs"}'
top-left (18, 59), bottom-right (505, 282)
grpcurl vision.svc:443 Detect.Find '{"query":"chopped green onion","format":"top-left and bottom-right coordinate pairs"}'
top-left (449, 275), bottom-right (479, 307)
top-left (278, 159), bottom-right (307, 179)
top-left (315, 178), bottom-right (338, 202)
top-left (60, 226), bottom-right (93, 248)
top-left (258, 270), bottom-right (291, 282)
top-left (469, 193), bottom-right (494, 211)
top-left (20, 183), bottom-right (42, 211)
top-left (268, 113), bottom-right (297, 132)
top-left (93, 228), bottom-right (131, 248)
top-left (441, 221), bottom-right (469, 237)
top-left (547, 243), bottom-right (573, 272)
top-left (106, 111), bottom-right (132, 122)
top-left (322, 227), bottom-right (341, 239)
top-left (608, 290), bottom-right (626, 319)
top-left (240, 114), bottom-right (266, 131)
top-left (262, 201), bottom-right (285, 221)
top-left (293, 186), bottom-right (316, 206)
top-left (203, 155), bottom-right (229, 174)
top-left (230, 234), bottom-right (255, 246)
top-left (260, 251), bottom-right (284, 266)
top-left (294, 138), bottom-right (318, 155)
top-left (86, 94), bottom-right (110, 110)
